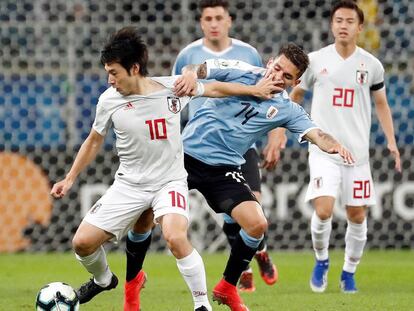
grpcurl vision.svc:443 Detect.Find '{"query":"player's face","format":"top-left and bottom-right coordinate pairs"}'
top-left (200, 6), bottom-right (232, 44)
top-left (105, 62), bottom-right (139, 96)
top-left (331, 8), bottom-right (362, 45)
top-left (266, 55), bottom-right (301, 91)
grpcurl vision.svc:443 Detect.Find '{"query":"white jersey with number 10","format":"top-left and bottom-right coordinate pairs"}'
top-left (93, 76), bottom-right (193, 189)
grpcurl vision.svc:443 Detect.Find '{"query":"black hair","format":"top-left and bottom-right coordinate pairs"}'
top-left (278, 43), bottom-right (309, 78)
top-left (330, 0), bottom-right (364, 24)
top-left (199, 0), bottom-right (229, 12)
top-left (100, 26), bottom-right (149, 76)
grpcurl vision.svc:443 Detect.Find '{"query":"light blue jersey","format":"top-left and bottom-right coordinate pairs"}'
top-left (172, 38), bottom-right (262, 119)
top-left (182, 67), bottom-right (318, 166)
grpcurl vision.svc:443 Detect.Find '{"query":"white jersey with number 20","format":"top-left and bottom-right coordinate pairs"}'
top-left (299, 44), bottom-right (385, 165)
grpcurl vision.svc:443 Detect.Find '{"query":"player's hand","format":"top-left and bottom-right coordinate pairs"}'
top-left (50, 178), bottom-right (74, 199)
top-left (253, 75), bottom-right (281, 99)
top-left (388, 142), bottom-right (401, 172)
top-left (261, 131), bottom-right (287, 170)
top-left (327, 144), bottom-right (355, 165)
top-left (174, 71), bottom-right (197, 97)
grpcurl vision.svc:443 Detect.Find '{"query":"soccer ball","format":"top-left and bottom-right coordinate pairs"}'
top-left (35, 282), bottom-right (79, 311)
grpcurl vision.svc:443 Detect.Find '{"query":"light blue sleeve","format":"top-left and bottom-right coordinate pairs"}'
top-left (172, 51), bottom-right (188, 75)
top-left (207, 68), bottom-right (248, 82)
top-left (284, 103), bottom-right (318, 142)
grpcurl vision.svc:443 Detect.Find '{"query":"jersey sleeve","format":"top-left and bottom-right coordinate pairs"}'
top-left (284, 102), bottom-right (318, 143)
top-left (251, 48), bottom-right (263, 67)
top-left (172, 51), bottom-right (188, 75)
top-left (205, 59), bottom-right (263, 82)
top-left (92, 102), bottom-right (112, 136)
top-left (370, 59), bottom-right (385, 91)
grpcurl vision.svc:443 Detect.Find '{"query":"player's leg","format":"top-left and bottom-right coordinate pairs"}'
top-left (305, 152), bottom-right (341, 293)
top-left (75, 181), bottom-right (148, 304)
top-left (185, 154), bottom-right (259, 310)
top-left (340, 162), bottom-right (374, 293)
top-left (341, 205), bottom-right (366, 293)
top-left (124, 209), bottom-right (154, 311)
top-left (72, 221), bottom-right (118, 304)
top-left (155, 180), bottom-right (211, 311)
top-left (213, 200), bottom-right (267, 311)
top-left (239, 148), bottom-right (278, 292)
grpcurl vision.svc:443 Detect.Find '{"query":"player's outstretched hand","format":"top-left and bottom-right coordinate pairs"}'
top-left (174, 71), bottom-right (197, 97)
top-left (50, 179), bottom-right (73, 199)
top-left (388, 142), bottom-right (401, 172)
top-left (253, 74), bottom-right (281, 99)
top-left (327, 144), bottom-right (355, 165)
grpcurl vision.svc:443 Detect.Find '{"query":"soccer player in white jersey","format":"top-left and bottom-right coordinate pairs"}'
top-left (172, 0), bottom-right (282, 292)
top-left (50, 26), bottom-right (279, 311)
top-left (290, 0), bottom-right (401, 294)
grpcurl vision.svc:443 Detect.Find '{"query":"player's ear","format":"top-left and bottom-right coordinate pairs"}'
top-left (293, 79), bottom-right (301, 87)
top-left (131, 63), bottom-right (140, 75)
top-left (266, 58), bottom-right (274, 69)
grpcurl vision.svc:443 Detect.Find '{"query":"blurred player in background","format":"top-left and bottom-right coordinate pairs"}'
top-left (290, 0), bottom-right (401, 294)
top-left (50, 26), bottom-right (278, 311)
top-left (172, 0), bottom-right (282, 292)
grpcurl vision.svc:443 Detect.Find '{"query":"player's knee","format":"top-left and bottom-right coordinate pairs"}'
top-left (163, 230), bottom-right (187, 252)
top-left (346, 206), bottom-right (366, 223)
top-left (246, 218), bottom-right (268, 238)
top-left (316, 209), bottom-right (332, 220)
top-left (72, 235), bottom-right (93, 256)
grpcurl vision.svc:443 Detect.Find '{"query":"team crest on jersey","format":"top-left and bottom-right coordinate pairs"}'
top-left (356, 70), bottom-right (368, 85)
top-left (266, 106), bottom-right (278, 119)
top-left (167, 96), bottom-right (181, 114)
top-left (314, 177), bottom-right (323, 189)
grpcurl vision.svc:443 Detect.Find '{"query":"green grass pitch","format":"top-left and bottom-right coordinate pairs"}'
top-left (1, 250), bottom-right (413, 310)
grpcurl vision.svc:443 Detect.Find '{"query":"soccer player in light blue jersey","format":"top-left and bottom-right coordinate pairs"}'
top-left (172, 0), bottom-right (282, 291)
top-left (178, 43), bottom-right (354, 311)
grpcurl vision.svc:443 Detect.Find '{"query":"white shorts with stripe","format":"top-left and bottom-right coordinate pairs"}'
top-left (305, 152), bottom-right (376, 206)
top-left (83, 178), bottom-right (189, 242)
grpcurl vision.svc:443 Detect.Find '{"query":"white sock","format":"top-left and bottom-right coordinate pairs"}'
top-left (176, 249), bottom-right (211, 310)
top-left (311, 211), bottom-right (332, 261)
top-left (344, 219), bottom-right (367, 273)
top-left (75, 245), bottom-right (113, 287)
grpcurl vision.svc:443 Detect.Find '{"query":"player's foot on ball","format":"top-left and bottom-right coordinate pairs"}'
top-left (124, 270), bottom-right (147, 311)
top-left (255, 250), bottom-right (278, 285)
top-left (238, 269), bottom-right (256, 292)
top-left (77, 273), bottom-right (118, 304)
top-left (212, 278), bottom-right (249, 311)
top-left (340, 270), bottom-right (357, 294)
top-left (310, 259), bottom-right (329, 293)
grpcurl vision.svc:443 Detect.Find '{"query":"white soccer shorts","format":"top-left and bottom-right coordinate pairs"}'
top-left (305, 152), bottom-right (376, 206)
top-left (83, 179), bottom-right (190, 241)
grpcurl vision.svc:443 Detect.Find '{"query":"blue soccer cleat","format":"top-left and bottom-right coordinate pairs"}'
top-left (340, 271), bottom-right (358, 293)
top-left (310, 259), bottom-right (329, 293)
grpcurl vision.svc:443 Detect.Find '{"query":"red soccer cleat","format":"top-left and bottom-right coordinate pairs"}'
top-left (212, 278), bottom-right (250, 311)
top-left (124, 270), bottom-right (147, 311)
top-left (238, 270), bottom-right (256, 293)
top-left (255, 250), bottom-right (278, 285)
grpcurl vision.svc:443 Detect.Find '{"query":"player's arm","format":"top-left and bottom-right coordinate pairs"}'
top-left (373, 89), bottom-right (401, 172)
top-left (261, 128), bottom-right (287, 170)
top-left (304, 128), bottom-right (355, 164)
top-left (50, 129), bottom-right (104, 199)
top-left (202, 75), bottom-right (278, 99)
top-left (175, 65), bottom-right (278, 99)
top-left (289, 86), bottom-right (306, 104)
